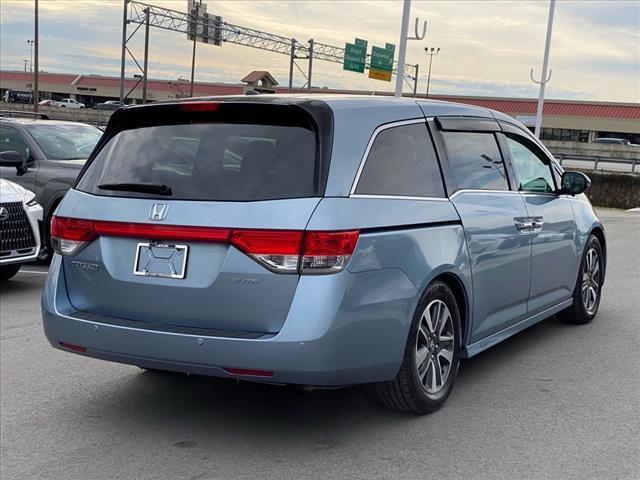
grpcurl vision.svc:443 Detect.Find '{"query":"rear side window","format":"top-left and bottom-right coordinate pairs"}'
top-left (441, 132), bottom-right (509, 191)
top-left (77, 122), bottom-right (316, 201)
top-left (355, 123), bottom-right (445, 198)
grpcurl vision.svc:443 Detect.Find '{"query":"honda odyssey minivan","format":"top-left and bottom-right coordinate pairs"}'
top-left (42, 96), bottom-right (605, 414)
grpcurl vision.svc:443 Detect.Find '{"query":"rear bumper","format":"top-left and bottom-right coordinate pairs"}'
top-left (42, 255), bottom-right (417, 386)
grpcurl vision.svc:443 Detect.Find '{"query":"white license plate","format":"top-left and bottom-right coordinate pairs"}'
top-left (133, 242), bottom-right (188, 279)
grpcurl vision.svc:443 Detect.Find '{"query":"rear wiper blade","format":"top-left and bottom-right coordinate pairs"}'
top-left (97, 182), bottom-right (173, 196)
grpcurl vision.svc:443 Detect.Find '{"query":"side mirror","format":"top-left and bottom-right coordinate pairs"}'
top-left (561, 171), bottom-right (591, 195)
top-left (0, 150), bottom-right (27, 175)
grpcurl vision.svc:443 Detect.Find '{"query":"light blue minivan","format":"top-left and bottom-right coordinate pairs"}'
top-left (42, 96), bottom-right (605, 414)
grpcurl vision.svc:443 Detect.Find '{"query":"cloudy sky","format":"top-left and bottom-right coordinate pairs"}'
top-left (1, 0), bottom-right (639, 102)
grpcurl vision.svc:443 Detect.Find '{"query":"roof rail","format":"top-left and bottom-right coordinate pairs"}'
top-left (0, 110), bottom-right (50, 120)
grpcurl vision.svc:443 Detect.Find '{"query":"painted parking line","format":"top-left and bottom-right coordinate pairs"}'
top-left (17, 269), bottom-right (49, 276)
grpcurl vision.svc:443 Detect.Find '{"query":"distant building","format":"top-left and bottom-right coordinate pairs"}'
top-left (1, 69), bottom-right (638, 143)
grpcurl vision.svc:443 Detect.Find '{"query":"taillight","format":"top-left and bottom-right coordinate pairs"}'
top-left (301, 230), bottom-right (360, 274)
top-left (230, 229), bottom-right (303, 273)
top-left (50, 216), bottom-right (359, 274)
top-left (51, 216), bottom-right (97, 256)
top-left (178, 101), bottom-right (221, 112)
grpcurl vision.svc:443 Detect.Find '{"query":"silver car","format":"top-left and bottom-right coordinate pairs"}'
top-left (42, 96), bottom-right (605, 414)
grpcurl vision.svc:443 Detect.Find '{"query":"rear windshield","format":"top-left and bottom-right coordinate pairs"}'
top-left (77, 119), bottom-right (318, 201)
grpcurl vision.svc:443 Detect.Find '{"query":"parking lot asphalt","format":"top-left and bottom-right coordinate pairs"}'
top-left (1, 208), bottom-right (638, 480)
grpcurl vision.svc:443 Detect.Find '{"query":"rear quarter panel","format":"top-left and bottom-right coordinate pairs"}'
top-left (306, 197), bottom-right (472, 372)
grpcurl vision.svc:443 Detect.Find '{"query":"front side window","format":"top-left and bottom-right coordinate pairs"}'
top-left (505, 136), bottom-right (555, 193)
top-left (441, 132), bottom-right (509, 191)
top-left (355, 123), bottom-right (445, 198)
top-left (0, 126), bottom-right (30, 161)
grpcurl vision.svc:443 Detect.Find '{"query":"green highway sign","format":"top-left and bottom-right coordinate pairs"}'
top-left (343, 41), bottom-right (367, 73)
top-left (370, 45), bottom-right (394, 71)
top-left (369, 43), bottom-right (395, 82)
top-left (355, 38), bottom-right (368, 48)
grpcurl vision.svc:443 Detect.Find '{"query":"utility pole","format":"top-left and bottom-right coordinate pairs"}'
top-left (27, 40), bottom-right (34, 72)
top-left (394, 0), bottom-right (411, 97)
top-left (531, 0), bottom-right (556, 138)
top-left (33, 0), bottom-right (39, 111)
top-left (119, 0), bottom-right (128, 103)
top-left (142, 7), bottom-right (150, 102)
top-left (424, 47), bottom-right (440, 98)
top-left (394, 0), bottom-right (427, 97)
top-left (190, 0), bottom-right (201, 98)
top-left (23, 59), bottom-right (29, 72)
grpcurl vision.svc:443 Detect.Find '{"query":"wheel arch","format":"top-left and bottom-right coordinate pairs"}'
top-left (589, 225), bottom-right (606, 283)
top-left (430, 272), bottom-right (470, 347)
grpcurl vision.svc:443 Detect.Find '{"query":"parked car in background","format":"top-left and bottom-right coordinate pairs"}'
top-left (42, 96), bottom-right (606, 414)
top-left (592, 137), bottom-right (631, 145)
top-left (0, 115), bottom-right (102, 256)
top-left (3, 89), bottom-right (33, 104)
top-left (58, 98), bottom-right (85, 109)
top-left (39, 99), bottom-right (59, 107)
top-left (93, 100), bottom-right (125, 111)
top-left (0, 178), bottom-right (42, 281)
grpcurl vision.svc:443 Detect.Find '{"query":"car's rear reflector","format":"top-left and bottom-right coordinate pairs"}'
top-left (51, 216), bottom-right (359, 274)
top-left (59, 342), bottom-right (87, 353)
top-left (223, 368), bottom-right (274, 378)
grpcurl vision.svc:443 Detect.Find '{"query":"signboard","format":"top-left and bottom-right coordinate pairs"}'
top-left (369, 43), bottom-right (394, 82)
top-left (343, 38), bottom-right (367, 73)
top-left (187, 0), bottom-right (222, 46)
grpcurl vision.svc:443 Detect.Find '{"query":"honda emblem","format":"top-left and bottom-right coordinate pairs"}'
top-left (149, 203), bottom-right (169, 221)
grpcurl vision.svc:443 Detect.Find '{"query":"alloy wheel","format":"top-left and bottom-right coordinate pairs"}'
top-left (582, 247), bottom-right (601, 315)
top-left (415, 299), bottom-right (455, 394)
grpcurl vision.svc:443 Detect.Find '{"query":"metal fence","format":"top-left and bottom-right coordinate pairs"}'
top-left (555, 154), bottom-right (638, 174)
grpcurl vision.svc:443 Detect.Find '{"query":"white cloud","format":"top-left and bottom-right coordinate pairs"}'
top-left (1, 0), bottom-right (638, 101)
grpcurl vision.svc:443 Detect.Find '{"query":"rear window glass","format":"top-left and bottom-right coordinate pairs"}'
top-left (355, 123), bottom-right (444, 198)
top-left (441, 132), bottom-right (509, 191)
top-left (77, 123), bottom-right (317, 201)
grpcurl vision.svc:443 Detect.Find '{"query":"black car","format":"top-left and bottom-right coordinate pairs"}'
top-left (0, 114), bottom-right (102, 255)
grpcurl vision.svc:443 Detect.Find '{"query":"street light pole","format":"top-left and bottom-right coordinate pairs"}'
top-left (424, 47), bottom-right (440, 98)
top-left (27, 40), bottom-right (34, 72)
top-left (189, 0), bottom-right (201, 98)
top-left (33, 0), bottom-right (39, 111)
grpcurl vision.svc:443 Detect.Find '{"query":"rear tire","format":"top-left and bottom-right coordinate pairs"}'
top-left (374, 280), bottom-right (462, 414)
top-left (559, 235), bottom-right (604, 324)
top-left (0, 264), bottom-right (21, 282)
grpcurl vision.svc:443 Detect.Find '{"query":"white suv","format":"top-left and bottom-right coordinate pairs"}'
top-left (0, 179), bottom-right (42, 281)
top-left (58, 98), bottom-right (85, 109)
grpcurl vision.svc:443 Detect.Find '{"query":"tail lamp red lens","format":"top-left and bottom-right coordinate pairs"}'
top-left (51, 216), bottom-right (359, 274)
top-left (178, 101), bottom-right (221, 112)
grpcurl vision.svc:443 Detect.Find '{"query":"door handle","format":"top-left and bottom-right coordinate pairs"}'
top-left (531, 217), bottom-right (544, 230)
top-left (514, 220), bottom-right (534, 231)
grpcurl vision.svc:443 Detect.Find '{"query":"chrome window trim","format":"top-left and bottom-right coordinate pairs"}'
top-left (350, 194), bottom-right (450, 202)
top-left (448, 189), bottom-right (518, 200)
top-left (349, 118), bottom-right (429, 196)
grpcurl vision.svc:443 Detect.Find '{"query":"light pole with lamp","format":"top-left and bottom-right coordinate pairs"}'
top-left (424, 47), bottom-right (440, 98)
top-left (27, 40), bottom-right (34, 72)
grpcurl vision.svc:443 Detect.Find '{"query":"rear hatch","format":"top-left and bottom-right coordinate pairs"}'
top-left (55, 100), bottom-right (333, 335)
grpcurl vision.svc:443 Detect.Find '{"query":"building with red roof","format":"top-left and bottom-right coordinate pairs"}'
top-left (2, 69), bottom-right (638, 142)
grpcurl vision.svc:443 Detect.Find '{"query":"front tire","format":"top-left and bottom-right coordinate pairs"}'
top-left (375, 281), bottom-right (462, 414)
top-left (559, 234), bottom-right (604, 324)
top-left (0, 264), bottom-right (21, 282)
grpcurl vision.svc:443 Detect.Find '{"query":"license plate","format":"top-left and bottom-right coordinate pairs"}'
top-left (133, 242), bottom-right (188, 279)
